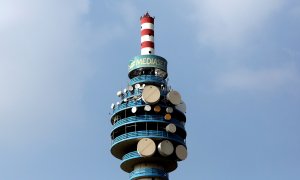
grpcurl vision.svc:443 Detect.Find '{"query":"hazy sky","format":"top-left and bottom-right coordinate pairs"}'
top-left (1, 0), bottom-right (300, 180)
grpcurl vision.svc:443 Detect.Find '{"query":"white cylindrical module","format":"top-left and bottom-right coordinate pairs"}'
top-left (166, 123), bottom-right (176, 133)
top-left (142, 85), bottom-right (161, 104)
top-left (117, 90), bottom-right (123, 97)
top-left (175, 145), bottom-right (188, 161)
top-left (137, 138), bottom-right (156, 157)
top-left (128, 85), bottom-right (134, 92)
top-left (131, 106), bottom-right (137, 113)
top-left (158, 140), bottom-right (174, 157)
top-left (139, 84), bottom-right (145, 90)
top-left (135, 83), bottom-right (141, 89)
top-left (140, 13), bottom-right (155, 55)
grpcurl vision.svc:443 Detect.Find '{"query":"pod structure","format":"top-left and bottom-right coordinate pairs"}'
top-left (110, 12), bottom-right (187, 180)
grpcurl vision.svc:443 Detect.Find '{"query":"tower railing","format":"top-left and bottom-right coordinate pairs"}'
top-left (130, 168), bottom-right (168, 180)
top-left (122, 151), bottom-right (140, 161)
top-left (113, 99), bottom-right (144, 114)
top-left (112, 115), bottom-right (184, 130)
top-left (112, 130), bottom-right (186, 146)
top-left (129, 75), bottom-right (166, 86)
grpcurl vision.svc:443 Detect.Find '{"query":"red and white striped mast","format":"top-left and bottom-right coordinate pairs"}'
top-left (140, 12), bottom-right (155, 55)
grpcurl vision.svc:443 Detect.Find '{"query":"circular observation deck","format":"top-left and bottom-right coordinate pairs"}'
top-left (112, 115), bottom-right (185, 131)
top-left (110, 130), bottom-right (186, 159)
top-left (121, 151), bottom-right (177, 173)
top-left (130, 168), bottom-right (169, 180)
top-left (128, 75), bottom-right (166, 86)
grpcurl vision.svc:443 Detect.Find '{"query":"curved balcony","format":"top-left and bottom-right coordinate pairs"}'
top-left (122, 88), bottom-right (168, 100)
top-left (112, 101), bottom-right (187, 125)
top-left (112, 130), bottom-right (185, 147)
top-left (113, 99), bottom-right (144, 114)
top-left (112, 115), bottom-right (185, 130)
top-left (123, 89), bottom-right (142, 100)
top-left (130, 168), bottom-right (168, 180)
top-left (120, 151), bottom-right (177, 173)
top-left (122, 151), bottom-right (140, 162)
top-left (129, 75), bottom-right (166, 86)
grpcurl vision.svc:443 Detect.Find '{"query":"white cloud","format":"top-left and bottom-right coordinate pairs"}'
top-left (0, 0), bottom-right (140, 148)
top-left (290, 5), bottom-right (300, 18)
top-left (117, 1), bottom-right (139, 25)
top-left (185, 0), bottom-right (300, 95)
top-left (0, 0), bottom-right (91, 147)
top-left (215, 64), bottom-right (300, 93)
top-left (190, 0), bottom-right (283, 48)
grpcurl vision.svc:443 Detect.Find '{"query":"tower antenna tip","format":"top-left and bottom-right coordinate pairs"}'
top-left (140, 12), bottom-right (155, 19)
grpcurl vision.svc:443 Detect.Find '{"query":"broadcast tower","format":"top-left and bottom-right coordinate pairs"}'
top-left (110, 13), bottom-right (187, 180)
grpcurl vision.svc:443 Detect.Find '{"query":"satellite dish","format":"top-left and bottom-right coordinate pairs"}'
top-left (128, 86), bottom-right (134, 92)
top-left (117, 91), bottom-right (123, 97)
top-left (158, 140), bottom-right (174, 157)
top-left (123, 88), bottom-right (127, 93)
top-left (175, 145), bottom-right (187, 161)
top-left (154, 105), bottom-right (161, 113)
top-left (123, 98), bottom-right (128, 102)
top-left (166, 123), bottom-right (176, 133)
top-left (167, 90), bottom-right (181, 105)
top-left (135, 84), bottom-right (140, 89)
top-left (166, 107), bottom-right (173, 113)
top-left (175, 101), bottom-right (186, 113)
top-left (142, 85), bottom-right (161, 104)
top-left (131, 106), bottom-right (137, 113)
top-left (144, 105), bottom-right (151, 111)
top-left (164, 114), bottom-right (171, 120)
top-left (137, 138), bottom-right (156, 157)
top-left (116, 102), bottom-right (120, 106)
top-left (111, 103), bottom-right (115, 109)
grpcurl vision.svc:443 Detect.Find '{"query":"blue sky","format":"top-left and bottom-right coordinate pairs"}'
top-left (1, 0), bottom-right (300, 179)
